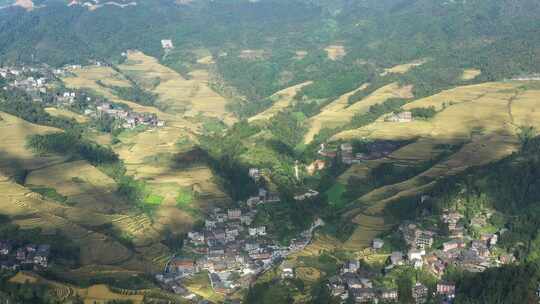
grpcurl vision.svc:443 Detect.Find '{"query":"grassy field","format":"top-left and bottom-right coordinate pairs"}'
top-left (248, 81), bottom-right (313, 122)
top-left (304, 82), bottom-right (413, 143)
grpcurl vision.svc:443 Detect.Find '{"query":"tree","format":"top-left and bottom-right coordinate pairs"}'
top-left (267, 111), bottom-right (307, 151)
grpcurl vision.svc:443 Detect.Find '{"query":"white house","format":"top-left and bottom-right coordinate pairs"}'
top-left (161, 39), bottom-right (174, 50)
top-left (372, 238), bottom-right (384, 250)
top-left (408, 249), bottom-right (425, 261)
top-left (281, 263), bottom-right (295, 279)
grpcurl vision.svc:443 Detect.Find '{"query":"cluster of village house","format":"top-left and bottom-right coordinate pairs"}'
top-left (317, 141), bottom-right (400, 167)
top-left (0, 242), bottom-right (51, 271)
top-left (326, 259), bottom-right (456, 304)
top-left (0, 66), bottom-right (59, 103)
top-left (385, 111), bottom-right (413, 123)
top-left (156, 186), bottom-right (324, 298)
top-left (68, 0), bottom-right (138, 9)
top-left (0, 65), bottom-right (164, 130)
top-left (89, 102), bottom-right (164, 129)
top-left (324, 206), bottom-right (512, 304)
top-left (395, 208), bottom-right (511, 276)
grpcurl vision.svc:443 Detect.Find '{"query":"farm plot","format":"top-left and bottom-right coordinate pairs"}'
top-left (324, 44), bottom-right (346, 60)
top-left (25, 160), bottom-right (129, 213)
top-left (304, 83), bottom-right (413, 143)
top-left (334, 81), bottom-right (540, 250)
top-left (117, 51), bottom-right (236, 124)
top-left (45, 107), bottom-right (89, 123)
top-left (10, 272), bottom-right (145, 304)
top-left (380, 59), bottom-right (428, 76)
top-left (461, 68), bottom-right (482, 81)
top-left (0, 112), bottom-right (66, 177)
top-left (248, 81), bottom-right (313, 122)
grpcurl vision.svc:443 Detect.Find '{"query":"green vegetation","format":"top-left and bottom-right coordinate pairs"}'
top-left (144, 194), bottom-right (164, 206)
top-left (27, 132), bottom-right (118, 166)
top-left (451, 263), bottom-right (540, 303)
top-left (245, 280), bottom-right (295, 304)
top-left (198, 115), bottom-right (227, 135)
top-left (0, 274), bottom-right (54, 304)
top-left (199, 123), bottom-right (260, 201)
top-left (325, 182), bottom-right (346, 208)
top-left (113, 171), bottom-right (158, 213)
top-left (28, 186), bottom-right (68, 204)
top-left (176, 188), bottom-right (194, 208)
top-left (97, 80), bottom-right (157, 107)
top-left (377, 136), bottom-right (540, 301)
top-left (253, 197), bottom-right (322, 244)
top-left (267, 110), bottom-right (308, 151)
top-left (26, 132), bottom-right (158, 214)
top-left (410, 106), bottom-right (437, 120)
top-left (227, 97), bottom-right (275, 120)
top-left (0, 88), bottom-right (80, 131)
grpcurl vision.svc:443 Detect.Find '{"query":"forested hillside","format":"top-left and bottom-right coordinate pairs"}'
top-left (0, 0), bottom-right (539, 102)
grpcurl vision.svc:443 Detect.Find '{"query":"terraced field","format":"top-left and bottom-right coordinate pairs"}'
top-left (9, 272), bottom-right (145, 304)
top-left (61, 53), bottom-right (233, 235)
top-left (118, 51), bottom-right (236, 124)
top-left (331, 81), bottom-right (540, 250)
top-left (0, 179), bottom-right (142, 267)
top-left (0, 112), bottom-right (66, 178)
top-left (25, 160), bottom-right (127, 213)
top-left (248, 81), bottom-right (313, 122)
top-left (44, 107), bottom-right (89, 123)
top-left (0, 111), bottom-right (170, 274)
top-left (62, 65), bottom-right (182, 120)
top-left (304, 82), bottom-right (413, 143)
top-left (461, 68), bottom-right (482, 80)
top-left (380, 59), bottom-right (428, 76)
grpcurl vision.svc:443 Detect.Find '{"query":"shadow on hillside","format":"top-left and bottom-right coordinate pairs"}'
top-left (340, 130), bottom-right (520, 241)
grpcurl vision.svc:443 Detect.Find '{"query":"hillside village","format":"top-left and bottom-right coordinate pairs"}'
top-left (157, 185), bottom-right (324, 298)
top-left (321, 205), bottom-right (509, 304)
top-left (0, 242), bottom-right (51, 271)
top-left (1, 0), bottom-right (540, 302)
top-left (0, 64), bottom-right (164, 130)
top-left (152, 131), bottom-right (517, 303)
top-left (0, 63), bottom-right (529, 303)
top-left (260, 138), bottom-right (518, 304)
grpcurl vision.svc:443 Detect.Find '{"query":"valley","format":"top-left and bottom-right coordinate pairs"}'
top-left (0, 0), bottom-right (539, 303)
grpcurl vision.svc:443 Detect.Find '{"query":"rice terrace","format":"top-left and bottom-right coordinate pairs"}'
top-left (0, 0), bottom-right (540, 303)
